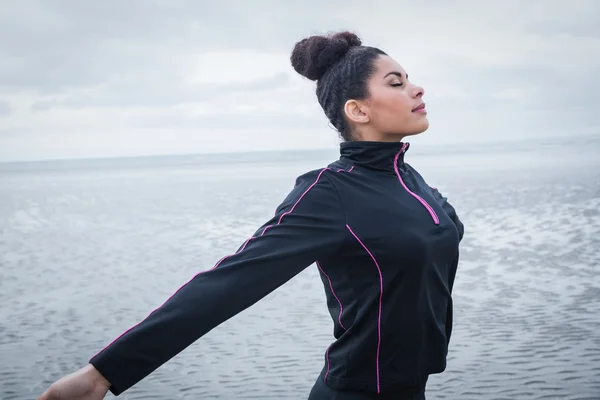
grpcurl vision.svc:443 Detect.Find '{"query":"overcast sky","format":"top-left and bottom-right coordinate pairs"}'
top-left (1, 0), bottom-right (599, 161)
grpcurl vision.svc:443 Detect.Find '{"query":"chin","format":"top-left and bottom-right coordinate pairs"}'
top-left (404, 121), bottom-right (430, 136)
top-left (384, 119), bottom-right (430, 140)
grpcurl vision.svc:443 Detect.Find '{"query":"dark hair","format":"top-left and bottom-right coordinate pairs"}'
top-left (290, 31), bottom-right (387, 141)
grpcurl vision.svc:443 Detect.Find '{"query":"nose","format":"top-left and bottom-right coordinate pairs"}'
top-left (412, 83), bottom-right (424, 98)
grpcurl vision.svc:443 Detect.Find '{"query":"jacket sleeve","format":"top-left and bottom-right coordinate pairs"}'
top-left (88, 168), bottom-right (346, 396)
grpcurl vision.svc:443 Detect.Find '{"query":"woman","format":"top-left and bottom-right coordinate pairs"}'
top-left (38, 31), bottom-right (464, 400)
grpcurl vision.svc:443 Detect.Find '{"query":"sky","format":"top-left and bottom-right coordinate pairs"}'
top-left (1, 0), bottom-right (599, 161)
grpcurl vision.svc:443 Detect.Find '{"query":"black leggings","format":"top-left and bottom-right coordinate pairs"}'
top-left (307, 377), bottom-right (426, 400)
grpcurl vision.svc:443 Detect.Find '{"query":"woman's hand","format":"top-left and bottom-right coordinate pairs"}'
top-left (38, 364), bottom-right (110, 400)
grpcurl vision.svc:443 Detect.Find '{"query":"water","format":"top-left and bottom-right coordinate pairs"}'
top-left (1, 136), bottom-right (599, 399)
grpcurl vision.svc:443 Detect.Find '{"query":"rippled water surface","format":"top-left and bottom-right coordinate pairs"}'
top-left (1, 137), bottom-right (599, 399)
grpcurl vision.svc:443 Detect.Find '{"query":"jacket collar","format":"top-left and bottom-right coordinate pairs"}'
top-left (339, 140), bottom-right (410, 172)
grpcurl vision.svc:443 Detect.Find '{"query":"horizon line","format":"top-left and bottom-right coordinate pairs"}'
top-left (1, 132), bottom-right (597, 164)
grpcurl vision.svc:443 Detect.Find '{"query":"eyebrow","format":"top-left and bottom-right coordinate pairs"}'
top-left (383, 71), bottom-right (408, 80)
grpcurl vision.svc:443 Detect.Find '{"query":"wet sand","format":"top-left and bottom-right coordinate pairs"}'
top-left (1, 139), bottom-right (599, 399)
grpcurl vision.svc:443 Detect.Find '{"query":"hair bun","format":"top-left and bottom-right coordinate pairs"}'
top-left (290, 31), bottom-right (362, 81)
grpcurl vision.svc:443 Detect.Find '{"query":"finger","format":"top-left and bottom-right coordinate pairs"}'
top-left (37, 387), bottom-right (55, 400)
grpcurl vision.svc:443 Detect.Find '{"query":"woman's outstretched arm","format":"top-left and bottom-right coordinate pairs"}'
top-left (38, 168), bottom-right (346, 399)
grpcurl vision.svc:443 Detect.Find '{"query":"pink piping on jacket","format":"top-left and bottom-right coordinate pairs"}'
top-left (345, 224), bottom-right (384, 394)
top-left (93, 167), bottom-right (335, 357)
top-left (316, 261), bottom-right (346, 330)
top-left (393, 144), bottom-right (439, 225)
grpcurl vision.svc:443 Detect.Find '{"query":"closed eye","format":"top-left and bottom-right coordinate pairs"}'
top-left (391, 83), bottom-right (403, 87)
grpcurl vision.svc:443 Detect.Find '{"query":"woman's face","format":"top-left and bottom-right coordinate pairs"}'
top-left (346, 55), bottom-right (429, 140)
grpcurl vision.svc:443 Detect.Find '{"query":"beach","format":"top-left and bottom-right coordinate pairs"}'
top-left (1, 136), bottom-right (599, 399)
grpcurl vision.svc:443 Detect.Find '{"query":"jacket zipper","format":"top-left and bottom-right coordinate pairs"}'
top-left (393, 145), bottom-right (440, 225)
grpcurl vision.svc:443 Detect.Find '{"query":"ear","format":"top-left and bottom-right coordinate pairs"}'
top-left (344, 99), bottom-right (370, 125)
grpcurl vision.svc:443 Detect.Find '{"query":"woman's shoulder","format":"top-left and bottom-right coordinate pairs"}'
top-left (292, 159), bottom-right (349, 185)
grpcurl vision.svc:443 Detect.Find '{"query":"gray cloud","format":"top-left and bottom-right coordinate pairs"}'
top-left (133, 109), bottom-right (329, 132)
top-left (0, 0), bottom-right (351, 93)
top-left (524, 3), bottom-right (600, 38)
top-left (0, 101), bottom-right (10, 116)
top-left (1, 0), bottom-right (599, 161)
top-left (432, 56), bottom-right (600, 110)
top-left (30, 72), bottom-right (292, 110)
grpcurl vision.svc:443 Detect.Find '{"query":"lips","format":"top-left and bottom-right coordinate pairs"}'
top-left (412, 103), bottom-right (426, 112)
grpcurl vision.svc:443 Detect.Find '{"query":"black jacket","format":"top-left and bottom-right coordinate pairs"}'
top-left (90, 140), bottom-right (464, 395)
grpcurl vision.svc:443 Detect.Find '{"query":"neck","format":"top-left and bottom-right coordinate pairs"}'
top-left (353, 130), bottom-right (408, 143)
